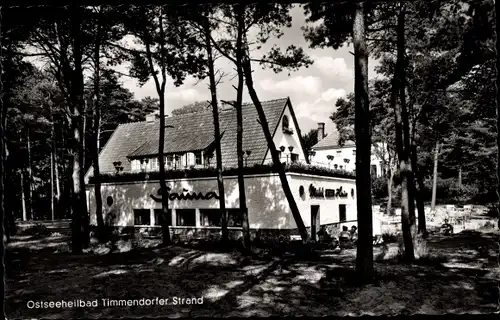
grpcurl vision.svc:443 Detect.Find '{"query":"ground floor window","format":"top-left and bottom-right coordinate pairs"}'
top-left (154, 209), bottom-right (172, 226)
top-left (227, 209), bottom-right (243, 227)
top-left (339, 204), bottom-right (346, 222)
top-left (371, 164), bottom-right (378, 177)
top-left (176, 209), bottom-right (196, 226)
top-left (200, 209), bottom-right (222, 227)
top-left (134, 209), bottom-right (151, 225)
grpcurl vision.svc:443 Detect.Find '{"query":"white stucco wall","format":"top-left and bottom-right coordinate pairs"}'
top-left (87, 173), bottom-right (364, 231)
top-left (311, 143), bottom-right (387, 178)
top-left (287, 173), bottom-right (357, 227)
top-left (263, 105), bottom-right (307, 165)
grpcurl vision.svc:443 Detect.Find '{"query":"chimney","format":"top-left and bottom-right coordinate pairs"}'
top-left (317, 123), bottom-right (325, 142)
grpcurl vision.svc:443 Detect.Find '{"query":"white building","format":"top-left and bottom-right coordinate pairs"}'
top-left (309, 123), bottom-right (386, 178)
top-left (86, 98), bottom-right (381, 240)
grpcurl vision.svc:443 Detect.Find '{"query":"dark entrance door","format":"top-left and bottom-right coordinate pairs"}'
top-left (311, 205), bottom-right (320, 241)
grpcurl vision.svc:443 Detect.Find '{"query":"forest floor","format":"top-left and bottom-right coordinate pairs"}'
top-left (5, 225), bottom-right (500, 318)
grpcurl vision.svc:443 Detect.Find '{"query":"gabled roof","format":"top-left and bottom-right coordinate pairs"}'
top-left (312, 130), bottom-right (339, 149)
top-left (127, 111), bottom-right (217, 158)
top-left (93, 98), bottom-right (290, 174)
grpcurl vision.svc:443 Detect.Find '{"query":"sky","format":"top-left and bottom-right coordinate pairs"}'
top-left (114, 4), bottom-right (377, 135)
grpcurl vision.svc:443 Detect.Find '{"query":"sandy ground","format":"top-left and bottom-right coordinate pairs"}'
top-left (5, 228), bottom-right (500, 318)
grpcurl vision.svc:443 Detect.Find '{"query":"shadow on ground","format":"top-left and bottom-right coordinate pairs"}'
top-left (5, 229), bottom-right (500, 318)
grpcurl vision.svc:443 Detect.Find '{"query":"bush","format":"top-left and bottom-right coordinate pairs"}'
top-left (89, 163), bottom-right (356, 184)
top-left (372, 177), bottom-right (388, 200)
top-left (381, 232), bottom-right (398, 244)
top-left (422, 177), bottom-right (482, 205)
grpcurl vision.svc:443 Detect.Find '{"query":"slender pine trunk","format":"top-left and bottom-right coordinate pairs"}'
top-left (0, 9), bottom-right (7, 316)
top-left (458, 166), bottom-right (462, 190)
top-left (69, 7), bottom-right (90, 253)
top-left (51, 147), bottom-right (55, 222)
top-left (52, 119), bottom-right (60, 219)
top-left (21, 170), bottom-right (27, 221)
top-left (496, 0), bottom-right (500, 230)
top-left (241, 43), bottom-right (308, 243)
top-left (397, 8), bottom-right (416, 245)
top-left (144, 7), bottom-right (171, 246)
top-left (431, 141), bottom-right (440, 211)
top-left (235, 5), bottom-right (251, 251)
top-left (204, 17), bottom-right (228, 244)
top-left (387, 165), bottom-right (394, 215)
top-left (393, 4), bottom-right (414, 262)
top-left (412, 145), bottom-right (427, 235)
top-left (92, 11), bottom-right (104, 235)
top-left (27, 128), bottom-right (33, 220)
top-left (353, 1), bottom-right (374, 282)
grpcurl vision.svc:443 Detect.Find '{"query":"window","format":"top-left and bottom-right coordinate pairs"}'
top-left (227, 209), bottom-right (243, 227)
top-left (340, 165), bottom-right (343, 169)
top-left (166, 155), bottom-right (173, 168)
top-left (154, 209), bottom-right (172, 226)
top-left (336, 150), bottom-right (341, 154)
top-left (131, 160), bottom-right (140, 172)
top-left (291, 153), bottom-right (299, 163)
top-left (334, 164), bottom-right (338, 169)
top-left (176, 209), bottom-right (196, 226)
top-left (140, 159), bottom-right (148, 171)
top-left (282, 115), bottom-right (289, 130)
top-left (200, 209), bottom-right (222, 227)
top-left (204, 152), bottom-right (214, 167)
top-left (134, 209), bottom-right (151, 225)
top-left (339, 205), bottom-right (346, 223)
top-left (150, 157), bottom-right (159, 171)
top-left (195, 151), bottom-right (202, 165)
top-left (353, 150), bottom-right (356, 155)
top-left (371, 164), bottom-right (378, 177)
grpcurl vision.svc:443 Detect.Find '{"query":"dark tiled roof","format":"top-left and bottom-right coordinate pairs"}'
top-left (312, 130), bottom-right (340, 149)
top-left (93, 98), bottom-right (289, 174)
top-left (128, 111), bottom-right (217, 157)
top-left (94, 121), bottom-right (158, 174)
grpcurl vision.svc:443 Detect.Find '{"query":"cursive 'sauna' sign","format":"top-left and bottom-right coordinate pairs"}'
top-left (307, 184), bottom-right (349, 199)
top-left (150, 186), bottom-right (219, 202)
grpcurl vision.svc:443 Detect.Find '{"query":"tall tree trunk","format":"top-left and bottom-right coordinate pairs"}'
top-left (430, 141), bottom-right (440, 211)
top-left (82, 103), bottom-right (86, 169)
top-left (20, 170), bottom-right (27, 221)
top-left (51, 148), bottom-right (55, 222)
top-left (393, 4), bottom-right (414, 262)
top-left (241, 39), bottom-right (308, 244)
top-left (0, 9), bottom-right (7, 316)
top-left (92, 10), bottom-right (104, 235)
top-left (387, 165), bottom-right (395, 215)
top-left (66, 155), bottom-right (73, 219)
top-left (397, 7), bottom-right (417, 245)
top-left (496, 0), bottom-right (500, 230)
top-left (69, 8), bottom-right (90, 253)
top-left (411, 145), bottom-right (426, 235)
top-left (353, 2), bottom-right (374, 282)
top-left (142, 7), bottom-right (171, 246)
top-left (204, 17), bottom-right (229, 245)
top-left (458, 166), bottom-right (462, 190)
top-left (27, 128), bottom-right (33, 220)
top-left (234, 5), bottom-right (251, 251)
top-left (52, 119), bottom-right (60, 218)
